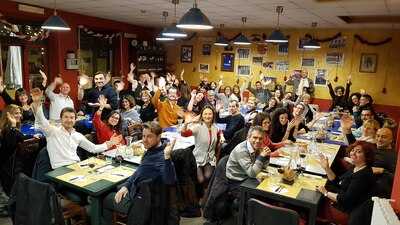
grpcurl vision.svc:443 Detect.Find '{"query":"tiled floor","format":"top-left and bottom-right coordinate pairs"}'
top-left (0, 216), bottom-right (205, 225)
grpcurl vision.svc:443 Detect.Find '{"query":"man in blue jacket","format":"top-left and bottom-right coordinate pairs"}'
top-left (102, 121), bottom-right (177, 223)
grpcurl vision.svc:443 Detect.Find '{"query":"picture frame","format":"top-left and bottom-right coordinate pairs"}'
top-left (315, 69), bottom-right (328, 86)
top-left (301, 58), bottom-right (315, 67)
top-left (278, 43), bottom-right (288, 55)
top-left (359, 53), bottom-right (378, 73)
top-left (326, 52), bottom-right (344, 65)
top-left (252, 56), bottom-right (263, 65)
top-left (181, 45), bottom-right (193, 63)
top-left (199, 63), bottom-right (210, 73)
top-left (275, 61), bottom-right (289, 71)
top-left (202, 44), bottom-right (211, 56)
top-left (221, 53), bottom-right (235, 72)
top-left (237, 65), bottom-right (251, 76)
top-left (237, 48), bottom-right (250, 59)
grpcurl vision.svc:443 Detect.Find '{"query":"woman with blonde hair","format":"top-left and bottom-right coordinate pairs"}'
top-left (0, 104), bottom-right (25, 195)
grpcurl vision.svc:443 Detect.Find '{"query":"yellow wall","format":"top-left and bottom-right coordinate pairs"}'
top-left (165, 28), bottom-right (400, 106)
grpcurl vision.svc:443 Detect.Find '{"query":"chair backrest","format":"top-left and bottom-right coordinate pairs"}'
top-left (9, 173), bottom-right (64, 225)
top-left (32, 147), bottom-right (52, 183)
top-left (247, 198), bottom-right (300, 225)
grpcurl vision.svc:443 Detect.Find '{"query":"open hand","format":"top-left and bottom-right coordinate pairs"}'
top-left (115, 186), bottom-right (128, 204)
top-left (164, 138), bottom-right (176, 160)
top-left (98, 95), bottom-right (108, 109)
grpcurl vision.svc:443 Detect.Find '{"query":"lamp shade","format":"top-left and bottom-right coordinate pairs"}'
top-left (177, 7), bottom-right (213, 30)
top-left (161, 24), bottom-right (187, 38)
top-left (155, 34), bottom-right (175, 41)
top-left (214, 35), bottom-right (229, 46)
top-left (303, 39), bottom-right (320, 49)
top-left (233, 33), bottom-right (251, 45)
top-left (41, 14), bottom-right (70, 31)
top-left (265, 29), bottom-right (288, 43)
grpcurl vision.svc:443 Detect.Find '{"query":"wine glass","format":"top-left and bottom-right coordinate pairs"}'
top-left (115, 146), bottom-right (124, 167)
top-left (298, 147), bottom-right (307, 176)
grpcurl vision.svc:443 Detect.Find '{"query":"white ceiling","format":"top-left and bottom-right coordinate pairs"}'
top-left (13, 0), bottom-right (400, 29)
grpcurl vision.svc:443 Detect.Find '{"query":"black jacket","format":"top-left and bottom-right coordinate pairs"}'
top-left (127, 179), bottom-right (179, 225)
top-left (80, 83), bottom-right (118, 116)
top-left (8, 173), bottom-right (64, 225)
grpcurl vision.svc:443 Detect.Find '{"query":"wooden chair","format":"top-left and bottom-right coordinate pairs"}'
top-left (62, 199), bottom-right (88, 225)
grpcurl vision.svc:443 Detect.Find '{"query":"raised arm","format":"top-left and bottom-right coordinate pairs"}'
top-left (327, 80), bottom-right (335, 99)
top-left (45, 77), bottom-right (63, 100)
top-left (31, 88), bottom-right (52, 135)
top-left (187, 90), bottom-right (197, 112)
top-left (0, 77), bottom-right (15, 105)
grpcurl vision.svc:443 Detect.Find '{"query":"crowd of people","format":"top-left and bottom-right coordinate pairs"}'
top-left (0, 64), bottom-right (397, 225)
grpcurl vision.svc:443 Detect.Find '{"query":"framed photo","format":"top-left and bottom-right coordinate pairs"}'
top-left (275, 61), bottom-right (289, 71)
top-left (329, 37), bottom-right (346, 48)
top-left (252, 56), bottom-right (263, 65)
top-left (199, 63), bottom-right (210, 73)
top-left (359, 53), bottom-right (378, 73)
top-left (221, 53), bottom-right (235, 72)
top-left (315, 69), bottom-right (328, 86)
top-left (202, 44), bottom-right (211, 55)
top-left (263, 61), bottom-right (274, 69)
top-left (237, 65), bottom-right (251, 76)
top-left (326, 52), bottom-right (344, 65)
top-left (278, 43), bottom-right (288, 55)
top-left (237, 48), bottom-right (250, 59)
top-left (181, 45), bottom-right (193, 63)
top-left (301, 58), bottom-right (315, 67)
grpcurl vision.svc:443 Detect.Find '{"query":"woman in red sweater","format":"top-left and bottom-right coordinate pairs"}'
top-left (93, 95), bottom-right (124, 148)
top-left (252, 112), bottom-right (291, 157)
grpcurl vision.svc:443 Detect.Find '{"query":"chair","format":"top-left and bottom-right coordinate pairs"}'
top-left (247, 198), bottom-right (303, 225)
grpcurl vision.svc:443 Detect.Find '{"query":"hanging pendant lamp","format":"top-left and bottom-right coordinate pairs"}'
top-left (266, 6), bottom-right (287, 43)
top-left (303, 22), bottom-right (320, 49)
top-left (42, 0), bottom-right (70, 31)
top-left (156, 11), bottom-right (175, 41)
top-left (214, 24), bottom-right (228, 46)
top-left (162, 0), bottom-right (187, 38)
top-left (177, 0), bottom-right (213, 30)
top-left (233, 17), bottom-right (251, 45)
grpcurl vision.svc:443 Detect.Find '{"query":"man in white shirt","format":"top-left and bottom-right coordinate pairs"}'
top-left (45, 76), bottom-right (74, 122)
top-left (31, 88), bottom-right (120, 169)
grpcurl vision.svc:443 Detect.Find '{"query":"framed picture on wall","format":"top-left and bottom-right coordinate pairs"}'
top-left (359, 53), bottom-right (378, 73)
top-left (221, 53), bottom-right (235, 72)
top-left (275, 61), bottom-right (289, 71)
top-left (237, 65), bottom-right (251, 76)
top-left (326, 52), bottom-right (344, 65)
top-left (237, 48), bottom-right (250, 59)
top-left (199, 63), bottom-right (210, 73)
top-left (301, 58), bottom-right (315, 67)
top-left (315, 69), bottom-right (328, 86)
top-left (252, 56), bottom-right (263, 65)
top-left (278, 43), bottom-right (289, 55)
top-left (181, 45), bottom-right (193, 63)
top-left (202, 44), bottom-right (211, 55)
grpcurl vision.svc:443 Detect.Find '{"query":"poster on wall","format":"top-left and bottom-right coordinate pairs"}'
top-left (181, 45), bottom-right (193, 63)
top-left (329, 37), bottom-right (346, 48)
top-left (202, 44), bottom-right (211, 55)
top-left (199, 63), bottom-right (210, 73)
top-left (278, 43), bottom-right (289, 55)
top-left (252, 56), bottom-right (263, 65)
top-left (237, 65), bottom-right (251, 76)
top-left (359, 53), bottom-right (378, 73)
top-left (237, 48), bottom-right (250, 59)
top-left (275, 61), bottom-right (289, 71)
top-left (301, 58), bottom-right (315, 67)
top-left (221, 53), bottom-right (235, 72)
top-left (263, 61), bottom-right (274, 69)
top-left (326, 52), bottom-right (344, 65)
top-left (315, 69), bottom-right (328, 86)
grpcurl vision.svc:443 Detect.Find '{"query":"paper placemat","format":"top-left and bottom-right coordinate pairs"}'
top-left (256, 170), bottom-right (327, 199)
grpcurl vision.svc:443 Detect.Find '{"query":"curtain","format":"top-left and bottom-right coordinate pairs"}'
top-left (5, 46), bottom-right (23, 89)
